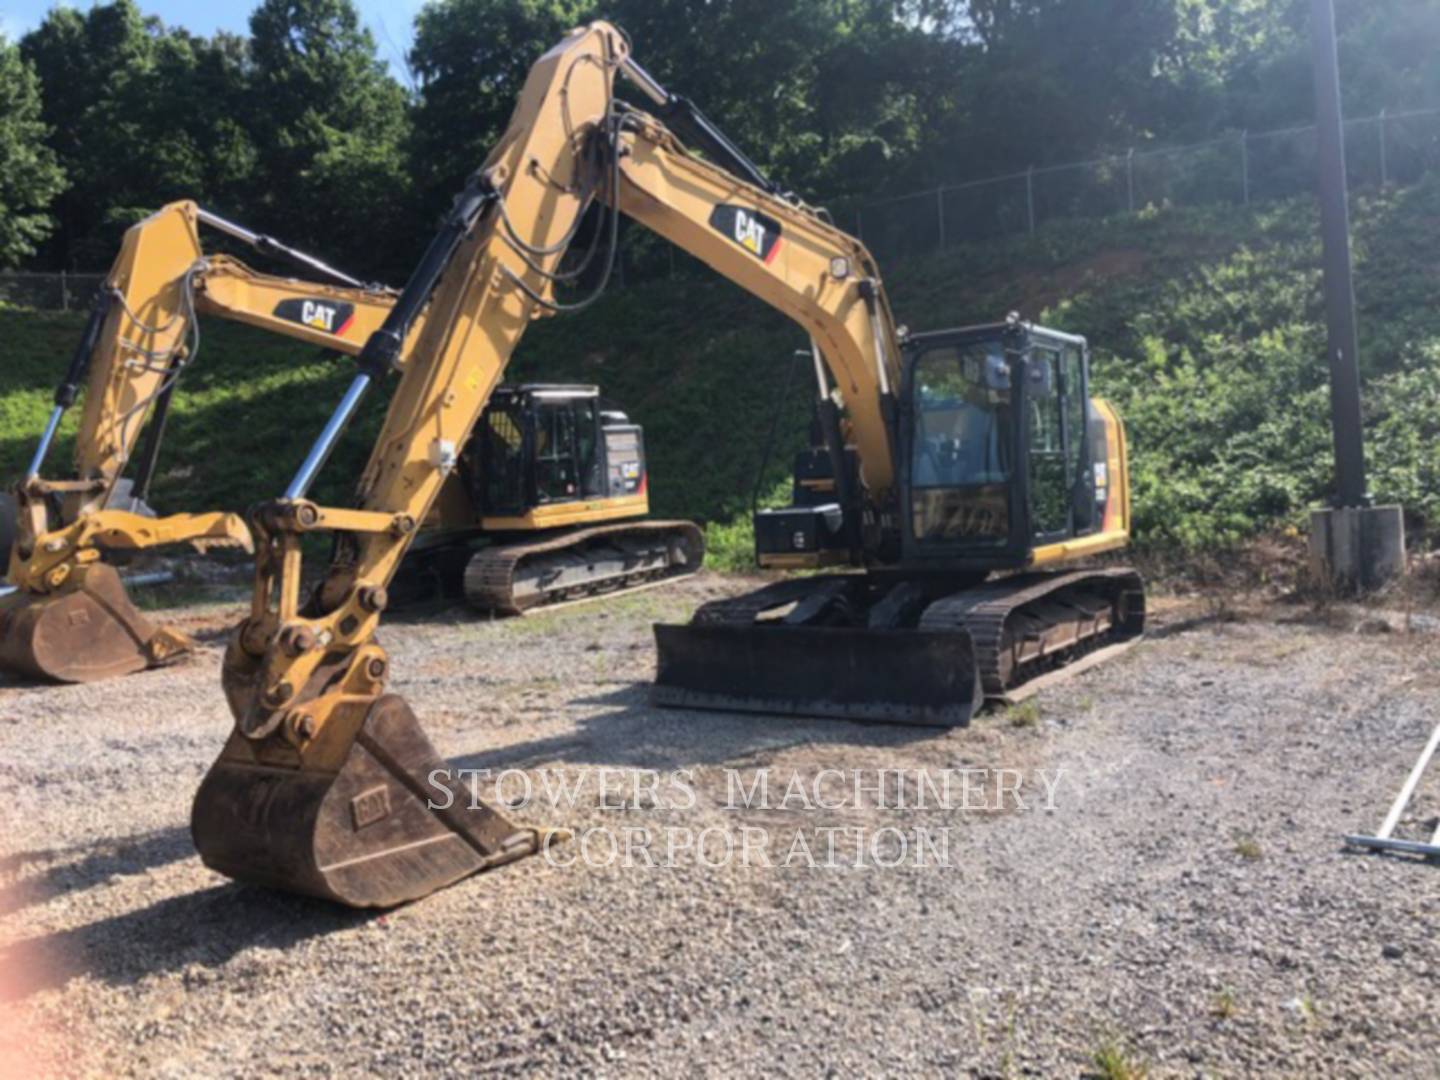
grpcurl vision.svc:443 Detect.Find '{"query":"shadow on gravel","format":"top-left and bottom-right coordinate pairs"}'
top-left (0, 828), bottom-right (194, 919)
top-left (449, 682), bottom-right (938, 774)
top-left (186, 623), bottom-right (241, 648)
top-left (0, 883), bottom-right (372, 1002)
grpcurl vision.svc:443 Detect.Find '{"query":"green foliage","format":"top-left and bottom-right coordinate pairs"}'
top-left (6, 181), bottom-right (1440, 559)
top-left (21, 2), bottom-right (259, 268)
top-left (408, 0), bottom-right (588, 215)
top-left (246, 0), bottom-right (413, 274)
top-left (12, 0), bottom-right (1440, 276)
top-left (0, 310), bottom-right (371, 514)
top-left (703, 516), bottom-right (760, 574)
top-left (18, 0), bottom-right (408, 278)
top-left (0, 35), bottom-right (65, 268)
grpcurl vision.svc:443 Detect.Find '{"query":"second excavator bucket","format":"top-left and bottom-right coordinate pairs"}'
top-left (652, 622), bottom-right (981, 727)
top-left (0, 563), bottom-right (191, 682)
top-left (191, 694), bottom-right (544, 907)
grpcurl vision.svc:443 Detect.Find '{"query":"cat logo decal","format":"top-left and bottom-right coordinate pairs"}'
top-left (273, 298), bottom-right (356, 336)
top-left (708, 205), bottom-right (782, 264)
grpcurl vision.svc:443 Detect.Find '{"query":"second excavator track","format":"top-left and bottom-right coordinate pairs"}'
top-left (463, 519), bottom-right (706, 616)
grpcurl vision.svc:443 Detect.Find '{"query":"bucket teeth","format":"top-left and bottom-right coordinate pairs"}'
top-left (191, 693), bottom-right (543, 908)
top-left (0, 562), bottom-right (189, 682)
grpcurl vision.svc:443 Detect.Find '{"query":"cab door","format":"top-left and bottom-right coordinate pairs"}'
top-left (1023, 336), bottom-right (1095, 544)
top-left (532, 399), bottom-right (581, 503)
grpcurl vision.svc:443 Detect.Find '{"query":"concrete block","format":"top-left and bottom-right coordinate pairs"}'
top-left (1308, 504), bottom-right (1406, 593)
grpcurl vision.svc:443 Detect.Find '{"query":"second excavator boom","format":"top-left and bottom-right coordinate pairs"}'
top-left (1, 201), bottom-right (407, 682)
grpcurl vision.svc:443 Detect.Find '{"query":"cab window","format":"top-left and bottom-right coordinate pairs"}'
top-left (909, 342), bottom-right (1012, 545)
top-left (534, 401), bottom-right (578, 502)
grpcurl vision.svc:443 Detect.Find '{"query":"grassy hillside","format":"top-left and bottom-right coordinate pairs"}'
top-left (4, 177), bottom-right (1439, 567)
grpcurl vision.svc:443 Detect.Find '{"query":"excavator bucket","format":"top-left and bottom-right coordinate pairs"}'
top-left (0, 562), bottom-right (190, 682)
top-left (652, 622), bottom-right (981, 727)
top-left (191, 694), bottom-right (544, 907)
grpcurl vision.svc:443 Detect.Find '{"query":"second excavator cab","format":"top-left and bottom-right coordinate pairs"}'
top-left (472, 385), bottom-right (646, 520)
top-left (403, 384), bottom-right (704, 615)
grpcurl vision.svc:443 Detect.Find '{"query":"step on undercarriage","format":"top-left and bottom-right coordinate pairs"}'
top-left (652, 568), bottom-right (1145, 726)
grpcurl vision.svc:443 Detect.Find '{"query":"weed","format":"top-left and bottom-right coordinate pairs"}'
top-left (1211, 988), bottom-right (1238, 1020)
top-left (1287, 993), bottom-right (1318, 1023)
top-left (1233, 835), bottom-right (1263, 860)
top-left (1007, 700), bottom-right (1041, 728)
top-left (1091, 1037), bottom-right (1148, 1080)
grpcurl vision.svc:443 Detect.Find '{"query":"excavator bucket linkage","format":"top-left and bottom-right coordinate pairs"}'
top-left (192, 500), bottom-right (554, 907)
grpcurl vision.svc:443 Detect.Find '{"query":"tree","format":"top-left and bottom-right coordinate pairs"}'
top-left (409, 0), bottom-right (586, 216)
top-left (246, 0), bottom-right (413, 277)
top-left (0, 35), bottom-right (66, 269)
top-left (407, 0), bottom-right (968, 206)
top-left (21, 1), bottom-right (257, 269)
top-left (21, 1), bottom-right (154, 267)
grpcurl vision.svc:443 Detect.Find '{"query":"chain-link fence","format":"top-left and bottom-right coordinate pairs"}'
top-left (6, 106), bottom-right (1439, 304)
top-left (850, 107), bottom-right (1440, 262)
top-left (0, 272), bottom-right (106, 312)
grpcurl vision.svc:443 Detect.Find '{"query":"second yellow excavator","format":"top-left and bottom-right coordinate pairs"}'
top-left (0, 202), bottom-right (410, 682)
top-left (187, 21), bottom-right (1146, 908)
top-left (3, 202), bottom-right (702, 682)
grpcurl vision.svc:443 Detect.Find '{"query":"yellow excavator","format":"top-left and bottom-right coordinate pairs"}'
top-left (0, 202), bottom-right (411, 682)
top-left (404, 382), bottom-right (702, 614)
top-left (3, 203), bottom-right (702, 681)
top-left (190, 21), bottom-right (1145, 907)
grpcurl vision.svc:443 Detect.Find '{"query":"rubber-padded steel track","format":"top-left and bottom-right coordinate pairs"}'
top-left (464, 520), bottom-right (705, 615)
top-left (918, 568), bottom-right (1145, 696)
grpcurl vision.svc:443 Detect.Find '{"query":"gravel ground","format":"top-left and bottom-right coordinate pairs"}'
top-left (2, 572), bottom-right (1439, 1077)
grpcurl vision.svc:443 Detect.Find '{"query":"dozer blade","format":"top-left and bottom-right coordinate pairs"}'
top-left (191, 694), bottom-right (543, 908)
top-left (652, 623), bottom-right (980, 727)
top-left (0, 562), bottom-right (190, 682)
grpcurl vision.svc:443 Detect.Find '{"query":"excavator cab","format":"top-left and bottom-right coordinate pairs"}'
top-left (898, 321), bottom-right (1123, 568)
top-left (751, 321), bottom-right (1128, 572)
top-left (655, 320), bottom-right (1143, 725)
top-left (472, 386), bottom-right (646, 520)
top-left (394, 384), bottom-right (702, 613)
top-left (449, 385), bottom-right (702, 614)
